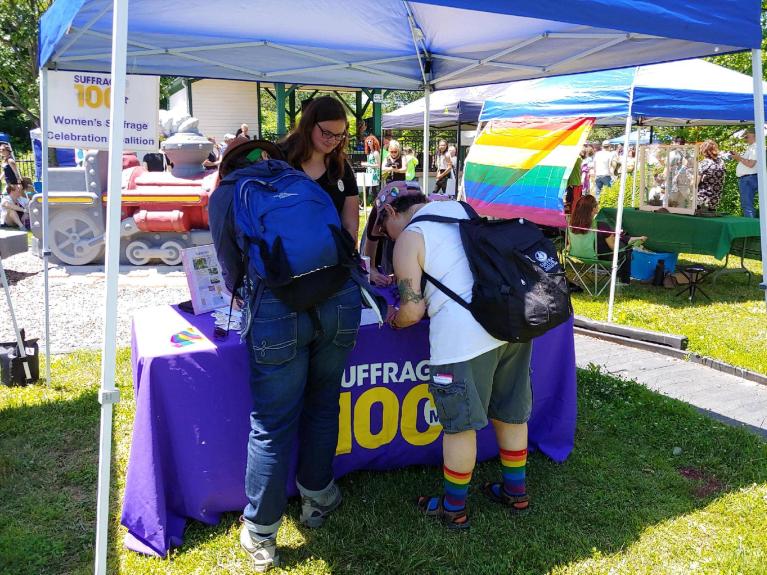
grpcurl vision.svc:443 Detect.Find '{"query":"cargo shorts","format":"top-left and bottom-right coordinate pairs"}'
top-left (428, 342), bottom-right (533, 434)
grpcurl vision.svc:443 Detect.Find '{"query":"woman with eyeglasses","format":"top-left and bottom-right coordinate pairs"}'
top-left (381, 139), bottom-right (407, 183)
top-left (280, 96), bottom-right (359, 243)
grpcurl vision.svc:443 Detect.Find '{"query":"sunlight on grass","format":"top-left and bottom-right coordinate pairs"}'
top-left (572, 253), bottom-right (767, 375)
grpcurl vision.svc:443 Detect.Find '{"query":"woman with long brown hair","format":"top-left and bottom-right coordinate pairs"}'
top-left (570, 195), bottom-right (646, 284)
top-left (280, 96), bottom-right (359, 242)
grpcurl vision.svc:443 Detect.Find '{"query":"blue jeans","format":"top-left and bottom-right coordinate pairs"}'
top-left (243, 280), bottom-right (361, 532)
top-left (595, 175), bottom-right (612, 199)
top-left (738, 174), bottom-right (758, 218)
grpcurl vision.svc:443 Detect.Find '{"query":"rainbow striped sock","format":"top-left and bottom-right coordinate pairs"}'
top-left (443, 465), bottom-right (472, 511)
top-left (501, 448), bottom-right (527, 497)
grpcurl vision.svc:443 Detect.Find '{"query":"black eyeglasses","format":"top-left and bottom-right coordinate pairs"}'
top-left (316, 123), bottom-right (347, 143)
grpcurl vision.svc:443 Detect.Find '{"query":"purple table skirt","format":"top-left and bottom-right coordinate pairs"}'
top-left (122, 306), bottom-right (577, 557)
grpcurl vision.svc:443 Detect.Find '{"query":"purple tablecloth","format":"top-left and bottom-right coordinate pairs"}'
top-left (122, 305), bottom-right (577, 557)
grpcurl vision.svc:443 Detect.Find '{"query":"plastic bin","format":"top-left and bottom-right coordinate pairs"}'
top-left (630, 250), bottom-right (678, 281)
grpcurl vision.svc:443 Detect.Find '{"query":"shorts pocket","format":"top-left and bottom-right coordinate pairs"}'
top-left (428, 379), bottom-right (470, 433)
top-left (333, 304), bottom-right (361, 348)
top-left (250, 313), bottom-right (297, 365)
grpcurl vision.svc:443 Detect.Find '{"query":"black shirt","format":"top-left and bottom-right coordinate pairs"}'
top-left (142, 153), bottom-right (166, 172)
top-left (308, 161), bottom-right (359, 214)
top-left (383, 155), bottom-right (405, 182)
top-left (3, 162), bottom-right (19, 185)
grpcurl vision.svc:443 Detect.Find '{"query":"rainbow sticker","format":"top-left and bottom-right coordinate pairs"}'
top-left (170, 327), bottom-right (203, 347)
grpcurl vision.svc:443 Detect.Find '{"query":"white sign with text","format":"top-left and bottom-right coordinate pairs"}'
top-left (47, 70), bottom-right (159, 151)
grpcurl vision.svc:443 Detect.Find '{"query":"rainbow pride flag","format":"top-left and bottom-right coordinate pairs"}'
top-left (463, 117), bottom-right (594, 227)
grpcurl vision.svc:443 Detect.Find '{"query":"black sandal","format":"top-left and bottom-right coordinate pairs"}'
top-left (416, 495), bottom-right (470, 530)
top-left (481, 483), bottom-right (530, 511)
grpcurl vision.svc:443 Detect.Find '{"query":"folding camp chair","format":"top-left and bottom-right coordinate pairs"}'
top-left (563, 224), bottom-right (627, 296)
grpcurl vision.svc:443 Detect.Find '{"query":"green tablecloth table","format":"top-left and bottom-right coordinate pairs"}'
top-left (598, 208), bottom-right (761, 260)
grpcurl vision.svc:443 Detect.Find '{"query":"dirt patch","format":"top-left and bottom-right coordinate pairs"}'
top-left (679, 466), bottom-right (726, 499)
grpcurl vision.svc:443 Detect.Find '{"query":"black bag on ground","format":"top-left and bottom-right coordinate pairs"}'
top-left (0, 329), bottom-right (40, 385)
top-left (408, 202), bottom-right (572, 342)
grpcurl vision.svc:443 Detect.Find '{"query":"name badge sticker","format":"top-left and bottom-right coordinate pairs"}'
top-left (433, 373), bottom-right (454, 385)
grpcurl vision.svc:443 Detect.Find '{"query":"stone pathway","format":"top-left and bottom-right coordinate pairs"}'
top-left (575, 333), bottom-right (767, 438)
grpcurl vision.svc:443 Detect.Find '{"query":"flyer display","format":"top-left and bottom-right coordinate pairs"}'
top-left (181, 245), bottom-right (230, 314)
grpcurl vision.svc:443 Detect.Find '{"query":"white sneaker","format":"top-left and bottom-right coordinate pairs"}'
top-left (300, 481), bottom-right (342, 528)
top-left (240, 524), bottom-right (278, 573)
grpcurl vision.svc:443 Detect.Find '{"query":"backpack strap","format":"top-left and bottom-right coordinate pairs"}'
top-left (407, 201), bottom-right (480, 228)
top-left (420, 270), bottom-right (472, 314)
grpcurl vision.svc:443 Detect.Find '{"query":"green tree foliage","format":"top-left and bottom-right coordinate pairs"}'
top-left (0, 0), bottom-right (52, 126)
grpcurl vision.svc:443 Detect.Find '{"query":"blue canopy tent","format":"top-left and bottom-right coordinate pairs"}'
top-left (608, 130), bottom-right (652, 145)
top-left (36, 1), bottom-right (764, 572)
top-left (479, 57), bottom-right (767, 322)
top-left (384, 59), bottom-right (767, 129)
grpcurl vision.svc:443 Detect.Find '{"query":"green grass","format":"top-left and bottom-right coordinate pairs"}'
top-left (1, 351), bottom-right (766, 574)
top-left (571, 253), bottom-right (767, 375)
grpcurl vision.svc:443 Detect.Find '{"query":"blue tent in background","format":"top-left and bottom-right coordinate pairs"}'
top-left (608, 130), bottom-right (652, 146)
top-left (385, 60), bottom-right (767, 129)
top-left (480, 59), bottom-right (767, 125)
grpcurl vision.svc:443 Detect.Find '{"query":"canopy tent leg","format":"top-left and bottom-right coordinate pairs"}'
top-left (94, 0), bottom-right (129, 572)
top-left (422, 84), bottom-right (430, 192)
top-left (607, 91), bottom-right (636, 322)
top-left (456, 120), bottom-right (462, 197)
top-left (39, 67), bottom-right (51, 385)
top-left (276, 83), bottom-right (286, 138)
top-left (256, 81), bottom-right (262, 140)
top-left (631, 126), bottom-right (640, 207)
top-left (751, 49), bottom-right (767, 311)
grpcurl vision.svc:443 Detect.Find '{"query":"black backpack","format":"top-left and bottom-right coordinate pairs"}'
top-left (408, 202), bottom-right (572, 343)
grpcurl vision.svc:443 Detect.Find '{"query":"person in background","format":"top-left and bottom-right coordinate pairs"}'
top-left (0, 184), bottom-right (29, 230)
top-left (565, 153), bottom-right (583, 214)
top-left (432, 139), bottom-right (453, 194)
top-left (220, 133), bottom-right (235, 155)
top-left (362, 181), bottom-right (423, 287)
top-left (697, 140), bottom-right (726, 211)
top-left (142, 150), bottom-right (167, 172)
top-left (379, 193), bottom-right (533, 530)
top-left (592, 142), bottom-right (613, 199)
top-left (1, 144), bottom-right (21, 191)
top-left (402, 146), bottom-right (419, 183)
top-left (580, 145), bottom-right (592, 195)
top-left (204, 137), bottom-right (222, 169)
top-left (382, 139), bottom-right (406, 182)
top-left (361, 135), bottom-right (381, 193)
top-left (236, 123), bottom-right (250, 139)
top-left (625, 146), bottom-right (636, 174)
top-left (731, 129), bottom-right (758, 218)
top-left (570, 195), bottom-right (646, 285)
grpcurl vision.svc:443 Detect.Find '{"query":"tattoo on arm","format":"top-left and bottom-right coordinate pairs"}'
top-left (397, 278), bottom-right (424, 304)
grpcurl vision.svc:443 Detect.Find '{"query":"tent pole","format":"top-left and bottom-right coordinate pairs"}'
top-left (631, 125), bottom-right (640, 207)
top-left (456, 121), bottom-right (462, 198)
top-left (607, 78), bottom-right (636, 323)
top-left (256, 81), bottom-right (262, 140)
top-left (422, 84), bottom-right (430, 192)
top-left (751, 49), bottom-right (767, 311)
top-left (94, 0), bottom-right (129, 572)
top-left (39, 67), bottom-right (51, 385)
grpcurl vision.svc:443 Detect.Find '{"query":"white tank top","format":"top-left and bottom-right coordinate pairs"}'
top-left (407, 201), bottom-right (504, 365)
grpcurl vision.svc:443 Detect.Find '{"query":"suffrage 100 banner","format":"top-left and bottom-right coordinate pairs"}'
top-left (47, 70), bottom-right (160, 151)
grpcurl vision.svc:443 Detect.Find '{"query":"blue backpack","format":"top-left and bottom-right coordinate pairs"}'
top-left (231, 155), bottom-right (353, 311)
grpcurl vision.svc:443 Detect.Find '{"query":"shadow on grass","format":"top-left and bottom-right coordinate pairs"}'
top-left (166, 367), bottom-right (767, 575)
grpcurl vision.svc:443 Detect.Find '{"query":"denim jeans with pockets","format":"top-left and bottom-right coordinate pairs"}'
top-left (242, 280), bottom-right (361, 533)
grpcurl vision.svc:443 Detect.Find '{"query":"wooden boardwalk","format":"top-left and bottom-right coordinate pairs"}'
top-left (574, 334), bottom-right (767, 438)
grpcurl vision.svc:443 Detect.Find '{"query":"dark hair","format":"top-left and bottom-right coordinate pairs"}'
top-left (570, 195), bottom-right (598, 234)
top-left (281, 96), bottom-right (348, 180)
top-left (389, 193), bottom-right (428, 214)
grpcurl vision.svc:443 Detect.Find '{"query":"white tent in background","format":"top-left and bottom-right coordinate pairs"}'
top-left (36, 1), bottom-right (765, 573)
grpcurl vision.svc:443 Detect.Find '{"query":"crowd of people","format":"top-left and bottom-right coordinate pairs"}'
top-left (0, 144), bottom-right (31, 231)
top-left (209, 96), bottom-right (533, 572)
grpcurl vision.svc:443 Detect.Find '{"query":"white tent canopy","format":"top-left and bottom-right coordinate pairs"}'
top-left (36, 1), bottom-right (765, 573)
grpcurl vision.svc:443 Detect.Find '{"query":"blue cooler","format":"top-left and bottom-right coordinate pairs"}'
top-left (630, 250), bottom-right (678, 281)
